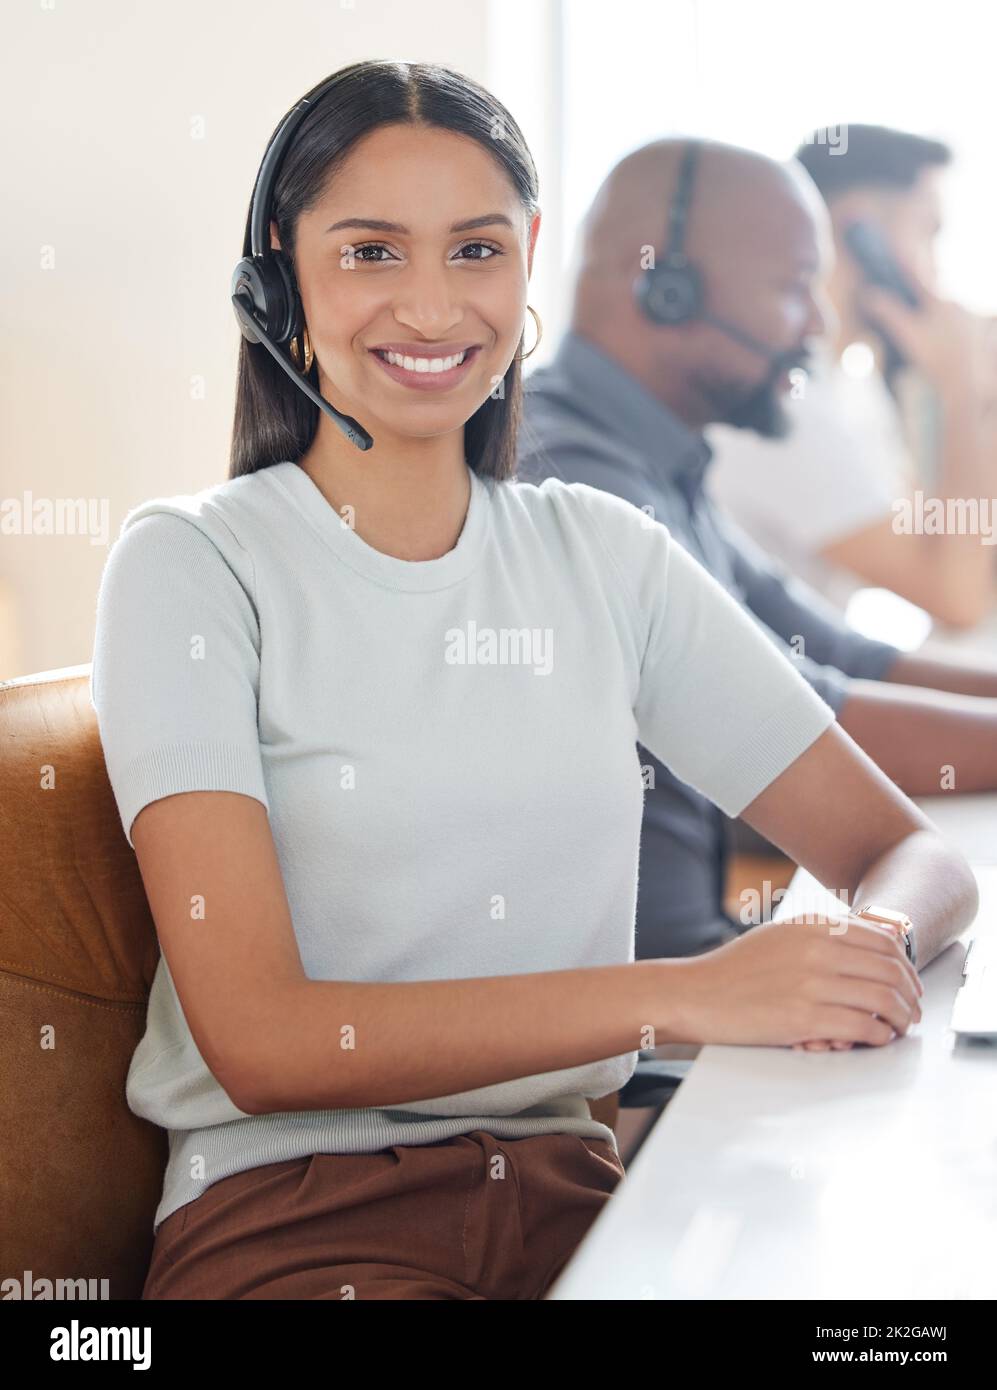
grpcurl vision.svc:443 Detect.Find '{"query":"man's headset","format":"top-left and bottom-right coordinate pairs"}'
top-left (230, 75), bottom-right (375, 451)
top-left (633, 140), bottom-right (786, 364)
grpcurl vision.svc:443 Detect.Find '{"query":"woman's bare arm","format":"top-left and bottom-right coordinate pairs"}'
top-left (738, 721), bottom-right (979, 968)
top-left (130, 791), bottom-right (682, 1115)
top-left (131, 723), bottom-right (965, 1117)
top-left (837, 679), bottom-right (997, 794)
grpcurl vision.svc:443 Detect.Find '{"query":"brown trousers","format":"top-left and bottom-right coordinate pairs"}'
top-left (142, 1130), bottom-right (624, 1300)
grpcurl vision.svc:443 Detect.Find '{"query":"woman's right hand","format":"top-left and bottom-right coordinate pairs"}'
top-left (672, 915), bottom-right (923, 1048)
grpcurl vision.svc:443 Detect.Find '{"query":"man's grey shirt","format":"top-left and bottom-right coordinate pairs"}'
top-left (517, 329), bottom-right (902, 957)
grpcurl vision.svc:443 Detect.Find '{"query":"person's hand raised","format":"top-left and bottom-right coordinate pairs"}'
top-left (860, 276), bottom-right (990, 401)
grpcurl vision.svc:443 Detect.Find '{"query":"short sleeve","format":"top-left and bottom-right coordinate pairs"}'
top-left (90, 510), bottom-right (270, 849)
top-left (577, 488), bottom-right (837, 818)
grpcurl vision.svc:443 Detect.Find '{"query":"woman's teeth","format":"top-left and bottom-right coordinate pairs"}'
top-left (379, 349), bottom-right (468, 373)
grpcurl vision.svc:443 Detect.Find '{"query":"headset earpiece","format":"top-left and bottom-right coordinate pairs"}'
top-left (634, 254), bottom-right (703, 326)
top-left (231, 247), bottom-right (301, 346)
top-left (635, 140), bottom-right (704, 328)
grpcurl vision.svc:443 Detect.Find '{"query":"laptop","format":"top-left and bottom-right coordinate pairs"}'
top-left (950, 864), bottom-right (997, 1039)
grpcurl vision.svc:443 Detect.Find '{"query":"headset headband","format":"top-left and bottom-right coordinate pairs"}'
top-left (249, 74), bottom-right (347, 259)
top-left (233, 70), bottom-right (375, 450)
top-left (663, 140), bottom-right (701, 261)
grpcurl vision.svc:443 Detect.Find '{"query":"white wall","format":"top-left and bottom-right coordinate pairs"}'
top-left (559, 0), bottom-right (997, 313)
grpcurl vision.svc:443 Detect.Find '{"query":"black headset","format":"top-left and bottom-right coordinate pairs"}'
top-left (633, 139), bottom-right (783, 362)
top-left (633, 141), bottom-right (705, 325)
top-left (230, 75), bottom-right (374, 451)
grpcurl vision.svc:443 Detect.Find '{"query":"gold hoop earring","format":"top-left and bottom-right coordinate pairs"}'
top-left (514, 304), bottom-right (543, 362)
top-left (289, 324), bottom-right (314, 374)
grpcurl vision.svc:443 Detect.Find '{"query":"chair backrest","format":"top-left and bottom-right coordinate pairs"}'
top-left (0, 664), bottom-right (165, 1300)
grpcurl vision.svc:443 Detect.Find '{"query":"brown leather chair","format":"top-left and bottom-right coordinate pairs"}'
top-left (0, 663), bottom-right (164, 1300)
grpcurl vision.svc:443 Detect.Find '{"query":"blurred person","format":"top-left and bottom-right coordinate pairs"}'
top-left (518, 136), bottom-right (997, 971)
top-left (709, 125), bottom-right (997, 626)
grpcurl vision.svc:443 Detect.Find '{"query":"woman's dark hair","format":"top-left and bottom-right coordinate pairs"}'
top-left (229, 60), bottom-right (540, 482)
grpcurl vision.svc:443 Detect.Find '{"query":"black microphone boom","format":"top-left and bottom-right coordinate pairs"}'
top-left (700, 310), bottom-right (786, 364)
top-left (232, 292), bottom-right (373, 451)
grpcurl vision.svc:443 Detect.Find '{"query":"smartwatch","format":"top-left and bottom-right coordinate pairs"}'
top-left (855, 904), bottom-right (917, 968)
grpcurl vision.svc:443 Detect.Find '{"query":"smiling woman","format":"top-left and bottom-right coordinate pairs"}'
top-left (89, 58), bottom-right (975, 1304)
top-left (230, 61), bottom-right (540, 494)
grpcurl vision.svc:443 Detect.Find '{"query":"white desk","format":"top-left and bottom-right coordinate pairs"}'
top-left (914, 792), bottom-right (997, 861)
top-left (549, 798), bottom-right (997, 1300)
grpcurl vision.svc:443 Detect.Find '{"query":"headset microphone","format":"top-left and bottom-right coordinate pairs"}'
top-left (634, 139), bottom-right (788, 367)
top-left (230, 291), bottom-right (373, 450)
top-left (699, 311), bottom-right (787, 365)
top-left (230, 74), bottom-right (374, 452)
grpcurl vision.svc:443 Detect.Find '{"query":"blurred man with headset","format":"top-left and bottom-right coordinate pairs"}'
top-left (518, 137), bottom-right (997, 960)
